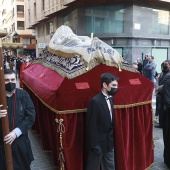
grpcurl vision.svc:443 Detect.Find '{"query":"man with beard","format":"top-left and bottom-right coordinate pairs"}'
top-left (0, 69), bottom-right (35, 170)
top-left (86, 72), bottom-right (119, 170)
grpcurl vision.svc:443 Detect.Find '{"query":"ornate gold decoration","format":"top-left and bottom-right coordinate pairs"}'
top-left (55, 118), bottom-right (65, 170)
top-left (48, 47), bottom-right (78, 58)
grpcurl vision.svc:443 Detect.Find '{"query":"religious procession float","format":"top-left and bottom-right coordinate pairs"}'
top-left (22, 25), bottom-right (154, 170)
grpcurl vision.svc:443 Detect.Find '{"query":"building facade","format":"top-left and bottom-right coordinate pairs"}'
top-left (25, 0), bottom-right (170, 73)
top-left (0, 0), bottom-right (36, 57)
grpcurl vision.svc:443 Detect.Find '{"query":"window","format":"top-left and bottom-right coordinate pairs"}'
top-left (152, 48), bottom-right (168, 73)
top-left (23, 38), bottom-right (30, 44)
top-left (64, 15), bottom-right (71, 27)
top-left (42, 0), bottom-right (44, 10)
top-left (152, 9), bottom-right (169, 35)
top-left (2, 19), bottom-right (6, 25)
top-left (17, 5), bottom-right (24, 13)
top-left (17, 21), bottom-right (24, 30)
top-left (85, 5), bottom-right (124, 34)
top-left (31, 38), bottom-right (36, 44)
top-left (12, 8), bottom-right (14, 18)
top-left (34, 3), bottom-right (36, 17)
top-left (12, 23), bottom-right (15, 32)
top-left (2, 9), bottom-right (6, 16)
top-left (46, 21), bottom-right (53, 35)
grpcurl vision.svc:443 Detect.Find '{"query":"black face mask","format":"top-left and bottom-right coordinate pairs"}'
top-left (162, 65), bottom-right (168, 72)
top-left (108, 88), bottom-right (118, 96)
top-left (5, 82), bottom-right (16, 92)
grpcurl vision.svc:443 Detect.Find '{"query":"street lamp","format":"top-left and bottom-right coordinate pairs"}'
top-left (13, 32), bottom-right (18, 43)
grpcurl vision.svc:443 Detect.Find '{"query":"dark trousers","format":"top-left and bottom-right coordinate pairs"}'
top-left (155, 95), bottom-right (161, 116)
top-left (155, 94), bottom-right (164, 127)
top-left (159, 99), bottom-right (164, 128)
top-left (0, 135), bottom-right (33, 170)
top-left (163, 105), bottom-right (170, 168)
top-left (86, 148), bottom-right (115, 170)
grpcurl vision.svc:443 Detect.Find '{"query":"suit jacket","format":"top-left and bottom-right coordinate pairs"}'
top-left (86, 91), bottom-right (114, 152)
top-left (163, 79), bottom-right (170, 105)
top-left (158, 70), bottom-right (170, 87)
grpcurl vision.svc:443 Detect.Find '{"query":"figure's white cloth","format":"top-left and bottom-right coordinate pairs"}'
top-left (48, 25), bottom-right (121, 67)
top-left (34, 26), bottom-right (134, 79)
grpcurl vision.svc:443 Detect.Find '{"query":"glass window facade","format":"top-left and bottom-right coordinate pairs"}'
top-left (152, 9), bottom-right (169, 35)
top-left (85, 5), bottom-right (124, 34)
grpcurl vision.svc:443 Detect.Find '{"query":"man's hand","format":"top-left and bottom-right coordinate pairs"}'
top-left (0, 105), bottom-right (7, 118)
top-left (4, 131), bottom-right (17, 145)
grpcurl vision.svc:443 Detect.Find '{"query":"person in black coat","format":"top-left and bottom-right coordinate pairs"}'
top-left (0, 69), bottom-right (36, 170)
top-left (3, 55), bottom-right (6, 69)
top-left (155, 60), bottom-right (170, 128)
top-left (86, 72), bottom-right (119, 170)
top-left (143, 54), bottom-right (149, 76)
top-left (162, 79), bottom-right (170, 169)
top-left (137, 58), bottom-right (143, 74)
top-left (16, 57), bottom-right (23, 79)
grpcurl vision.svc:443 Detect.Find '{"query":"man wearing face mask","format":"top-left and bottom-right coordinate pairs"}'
top-left (86, 72), bottom-right (119, 170)
top-left (155, 60), bottom-right (170, 128)
top-left (0, 69), bottom-right (36, 170)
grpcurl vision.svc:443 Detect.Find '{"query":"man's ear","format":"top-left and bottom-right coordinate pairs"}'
top-left (103, 82), bottom-right (107, 89)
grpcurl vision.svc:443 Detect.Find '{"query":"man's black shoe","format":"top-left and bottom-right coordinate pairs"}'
top-left (154, 125), bottom-right (162, 128)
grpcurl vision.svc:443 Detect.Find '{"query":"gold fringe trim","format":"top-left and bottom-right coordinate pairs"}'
top-left (114, 101), bottom-right (152, 108)
top-left (145, 163), bottom-right (154, 170)
top-left (33, 57), bottom-right (139, 80)
top-left (48, 47), bottom-right (79, 58)
top-left (33, 60), bottom-right (97, 79)
top-left (24, 81), bottom-right (152, 114)
top-left (39, 48), bottom-right (139, 79)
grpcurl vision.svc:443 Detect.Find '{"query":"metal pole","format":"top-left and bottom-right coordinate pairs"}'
top-left (0, 37), bottom-right (14, 170)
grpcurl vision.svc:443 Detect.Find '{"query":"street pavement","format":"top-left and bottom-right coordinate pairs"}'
top-left (16, 80), bottom-right (169, 170)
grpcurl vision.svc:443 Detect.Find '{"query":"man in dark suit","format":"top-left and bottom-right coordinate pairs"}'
top-left (0, 69), bottom-right (35, 170)
top-left (155, 60), bottom-right (170, 128)
top-left (86, 72), bottom-right (119, 170)
top-left (162, 79), bottom-right (170, 168)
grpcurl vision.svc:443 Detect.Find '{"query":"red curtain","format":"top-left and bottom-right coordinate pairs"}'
top-left (114, 105), bottom-right (153, 170)
top-left (22, 63), bottom-right (154, 169)
top-left (24, 85), bottom-right (153, 170)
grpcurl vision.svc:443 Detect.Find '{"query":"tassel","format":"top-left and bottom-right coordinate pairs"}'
top-left (55, 118), bottom-right (65, 170)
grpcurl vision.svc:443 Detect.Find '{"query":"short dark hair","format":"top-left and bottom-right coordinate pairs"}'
top-left (4, 69), bottom-right (16, 75)
top-left (164, 60), bottom-right (170, 65)
top-left (100, 72), bottom-right (119, 88)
